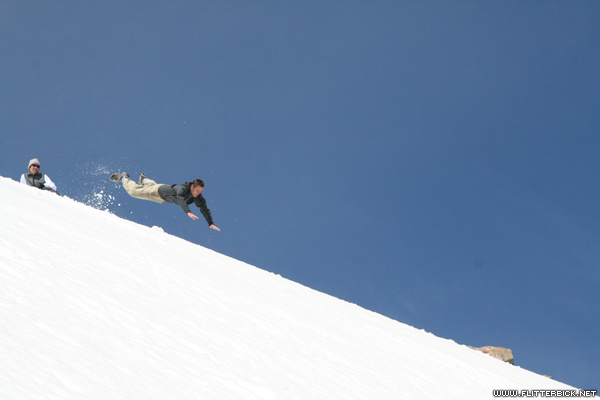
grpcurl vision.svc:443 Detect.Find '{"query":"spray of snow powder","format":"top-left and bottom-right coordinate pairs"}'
top-left (61, 160), bottom-right (132, 211)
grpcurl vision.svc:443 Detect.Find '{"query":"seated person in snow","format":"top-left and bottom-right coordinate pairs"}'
top-left (109, 172), bottom-right (220, 232)
top-left (20, 158), bottom-right (59, 194)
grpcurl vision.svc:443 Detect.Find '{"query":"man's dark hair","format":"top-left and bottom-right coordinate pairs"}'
top-left (192, 179), bottom-right (204, 188)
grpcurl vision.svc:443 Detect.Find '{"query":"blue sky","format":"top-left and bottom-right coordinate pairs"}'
top-left (2, 1), bottom-right (599, 390)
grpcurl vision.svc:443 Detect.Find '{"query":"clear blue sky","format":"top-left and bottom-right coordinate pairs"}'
top-left (2, 1), bottom-right (599, 390)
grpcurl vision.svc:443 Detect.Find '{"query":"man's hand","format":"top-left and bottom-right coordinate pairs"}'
top-left (187, 212), bottom-right (199, 220)
top-left (188, 213), bottom-right (220, 231)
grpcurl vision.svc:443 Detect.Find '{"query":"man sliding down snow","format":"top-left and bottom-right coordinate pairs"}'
top-left (110, 172), bottom-right (220, 231)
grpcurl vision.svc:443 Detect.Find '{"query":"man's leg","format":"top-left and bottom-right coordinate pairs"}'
top-left (122, 179), bottom-right (166, 204)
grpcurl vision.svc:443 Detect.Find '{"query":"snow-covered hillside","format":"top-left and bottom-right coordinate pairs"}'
top-left (0, 176), bottom-right (581, 399)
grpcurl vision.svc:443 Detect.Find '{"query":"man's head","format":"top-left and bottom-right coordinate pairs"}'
top-left (28, 158), bottom-right (41, 174)
top-left (190, 179), bottom-right (205, 197)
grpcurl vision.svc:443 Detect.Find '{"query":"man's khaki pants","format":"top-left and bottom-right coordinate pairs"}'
top-left (123, 179), bottom-right (167, 204)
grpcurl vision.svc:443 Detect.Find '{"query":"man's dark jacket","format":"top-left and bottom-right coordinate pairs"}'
top-left (158, 182), bottom-right (214, 226)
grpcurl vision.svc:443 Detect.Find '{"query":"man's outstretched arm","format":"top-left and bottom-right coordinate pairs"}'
top-left (186, 212), bottom-right (220, 231)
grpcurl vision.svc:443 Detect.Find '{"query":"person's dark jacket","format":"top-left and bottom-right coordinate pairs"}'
top-left (22, 173), bottom-right (59, 194)
top-left (158, 182), bottom-right (214, 226)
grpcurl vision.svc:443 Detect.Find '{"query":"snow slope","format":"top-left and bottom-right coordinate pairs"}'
top-left (0, 176), bottom-right (581, 399)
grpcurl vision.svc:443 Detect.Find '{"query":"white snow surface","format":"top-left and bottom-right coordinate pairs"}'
top-left (0, 176), bottom-right (579, 399)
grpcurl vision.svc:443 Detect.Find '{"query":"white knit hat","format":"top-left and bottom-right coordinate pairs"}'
top-left (28, 158), bottom-right (41, 168)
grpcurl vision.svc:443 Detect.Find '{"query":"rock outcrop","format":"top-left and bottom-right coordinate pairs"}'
top-left (469, 346), bottom-right (514, 365)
